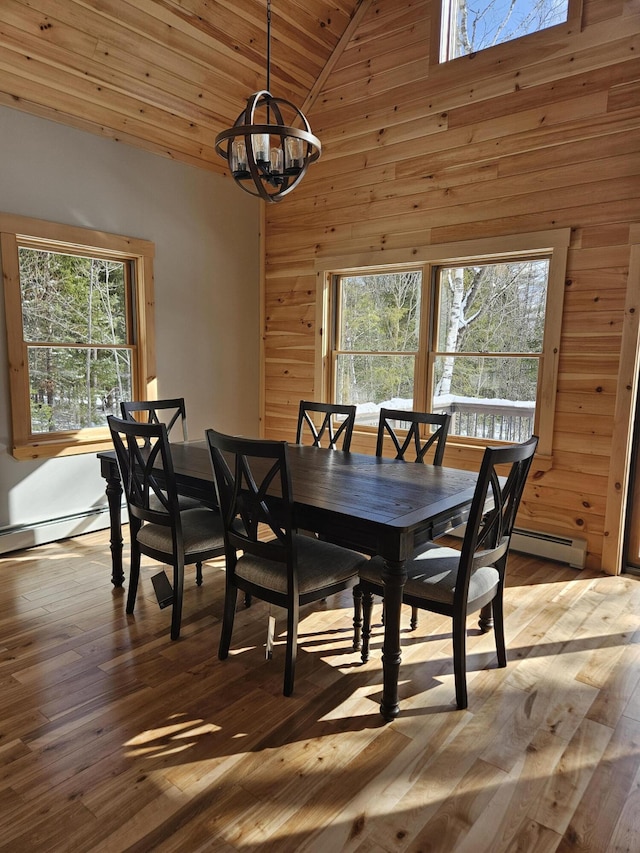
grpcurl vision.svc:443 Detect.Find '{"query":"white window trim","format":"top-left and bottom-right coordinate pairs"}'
top-left (1, 213), bottom-right (156, 460)
top-left (316, 228), bottom-right (571, 463)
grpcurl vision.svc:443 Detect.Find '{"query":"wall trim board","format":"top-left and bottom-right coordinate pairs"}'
top-left (0, 506), bottom-right (117, 555)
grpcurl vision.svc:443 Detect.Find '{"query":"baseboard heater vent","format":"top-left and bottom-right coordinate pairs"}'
top-left (510, 528), bottom-right (587, 569)
top-left (447, 525), bottom-right (587, 569)
top-left (0, 506), bottom-right (113, 555)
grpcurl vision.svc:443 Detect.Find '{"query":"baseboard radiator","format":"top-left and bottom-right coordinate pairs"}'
top-left (448, 525), bottom-right (587, 569)
top-left (509, 528), bottom-right (587, 569)
top-left (0, 507), bottom-right (113, 556)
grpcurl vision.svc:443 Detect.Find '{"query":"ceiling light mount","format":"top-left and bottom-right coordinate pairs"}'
top-left (215, 0), bottom-right (321, 203)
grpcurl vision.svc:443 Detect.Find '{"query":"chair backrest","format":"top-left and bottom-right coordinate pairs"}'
top-left (376, 408), bottom-right (451, 465)
top-left (206, 429), bottom-right (295, 578)
top-left (455, 435), bottom-right (538, 607)
top-left (121, 398), bottom-right (188, 443)
top-left (296, 400), bottom-right (357, 451)
top-left (108, 415), bottom-right (180, 537)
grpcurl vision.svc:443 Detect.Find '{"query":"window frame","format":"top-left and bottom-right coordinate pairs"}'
top-left (432, 0), bottom-right (584, 66)
top-left (1, 213), bottom-right (156, 460)
top-left (319, 229), bottom-right (570, 461)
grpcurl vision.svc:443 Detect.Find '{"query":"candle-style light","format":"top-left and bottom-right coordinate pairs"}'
top-left (214, 0), bottom-right (321, 203)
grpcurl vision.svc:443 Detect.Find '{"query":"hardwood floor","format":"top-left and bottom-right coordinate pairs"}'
top-left (1, 529), bottom-right (639, 852)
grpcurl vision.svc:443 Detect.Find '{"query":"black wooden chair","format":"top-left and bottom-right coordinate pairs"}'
top-left (358, 408), bottom-right (451, 634)
top-left (108, 415), bottom-right (225, 640)
top-left (296, 400), bottom-right (357, 451)
top-left (376, 408), bottom-right (450, 465)
top-left (206, 429), bottom-right (368, 696)
top-left (357, 435), bottom-right (538, 709)
top-left (121, 397), bottom-right (211, 584)
top-left (121, 397), bottom-right (189, 443)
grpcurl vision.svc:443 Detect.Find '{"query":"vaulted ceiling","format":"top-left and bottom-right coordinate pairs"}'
top-left (0, 0), bottom-right (367, 173)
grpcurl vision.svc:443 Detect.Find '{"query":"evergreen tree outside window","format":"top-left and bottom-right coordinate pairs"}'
top-left (20, 248), bottom-right (133, 434)
top-left (2, 214), bottom-right (155, 459)
top-left (334, 270), bottom-right (422, 422)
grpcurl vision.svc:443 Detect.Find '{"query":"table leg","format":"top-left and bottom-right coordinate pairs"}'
top-left (105, 471), bottom-right (125, 587)
top-left (380, 558), bottom-right (407, 722)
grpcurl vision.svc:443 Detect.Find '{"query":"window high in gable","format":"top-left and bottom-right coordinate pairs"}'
top-left (439, 0), bottom-right (579, 62)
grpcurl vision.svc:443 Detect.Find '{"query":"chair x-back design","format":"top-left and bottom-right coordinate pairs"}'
top-left (296, 400), bottom-right (357, 451)
top-left (121, 398), bottom-right (189, 444)
top-left (206, 428), bottom-right (368, 695)
top-left (108, 415), bottom-right (224, 640)
top-left (376, 408), bottom-right (451, 465)
top-left (357, 435), bottom-right (538, 710)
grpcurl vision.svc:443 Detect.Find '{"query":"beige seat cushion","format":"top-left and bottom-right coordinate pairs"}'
top-left (360, 542), bottom-right (499, 609)
top-left (137, 507), bottom-right (224, 558)
top-left (235, 533), bottom-right (367, 595)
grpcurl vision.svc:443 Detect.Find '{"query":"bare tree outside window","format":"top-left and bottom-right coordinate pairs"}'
top-left (441, 0), bottom-right (570, 61)
top-left (332, 258), bottom-right (550, 441)
top-left (433, 259), bottom-right (549, 440)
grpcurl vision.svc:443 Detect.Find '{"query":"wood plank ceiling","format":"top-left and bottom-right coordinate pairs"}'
top-left (0, 0), bottom-right (364, 173)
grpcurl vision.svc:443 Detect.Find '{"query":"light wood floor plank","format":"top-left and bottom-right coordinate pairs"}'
top-left (0, 530), bottom-right (638, 851)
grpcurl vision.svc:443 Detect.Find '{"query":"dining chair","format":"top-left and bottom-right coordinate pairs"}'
top-left (121, 397), bottom-right (210, 584)
top-left (376, 408), bottom-right (450, 465)
top-left (108, 415), bottom-right (225, 640)
top-left (206, 428), bottom-right (368, 696)
top-left (296, 400), bottom-right (357, 451)
top-left (366, 408), bottom-right (451, 633)
top-left (121, 398), bottom-right (189, 443)
top-left (357, 435), bottom-right (538, 709)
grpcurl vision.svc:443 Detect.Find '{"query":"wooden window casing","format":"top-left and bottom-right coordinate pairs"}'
top-left (1, 213), bottom-right (156, 459)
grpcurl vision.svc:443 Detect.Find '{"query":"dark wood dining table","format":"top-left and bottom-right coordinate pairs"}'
top-left (98, 441), bottom-right (479, 721)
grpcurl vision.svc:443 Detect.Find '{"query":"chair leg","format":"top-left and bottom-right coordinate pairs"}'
top-left (361, 589), bottom-right (374, 663)
top-left (410, 606), bottom-right (419, 631)
top-left (283, 600), bottom-right (299, 696)
top-left (452, 613), bottom-right (468, 710)
top-left (478, 602), bottom-right (493, 633)
top-left (195, 561), bottom-right (203, 586)
top-left (244, 592), bottom-right (252, 608)
top-left (170, 559), bottom-right (185, 641)
top-left (126, 540), bottom-right (141, 614)
top-left (218, 585), bottom-right (238, 660)
top-left (493, 593), bottom-right (507, 668)
top-left (352, 584), bottom-right (363, 650)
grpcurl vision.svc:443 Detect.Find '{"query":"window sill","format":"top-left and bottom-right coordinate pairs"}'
top-left (12, 432), bottom-right (114, 460)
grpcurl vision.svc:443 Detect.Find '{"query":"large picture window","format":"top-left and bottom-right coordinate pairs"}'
top-left (2, 214), bottom-right (155, 459)
top-left (327, 230), bottom-right (569, 458)
top-left (439, 0), bottom-right (580, 63)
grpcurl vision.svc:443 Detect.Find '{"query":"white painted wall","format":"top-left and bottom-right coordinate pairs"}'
top-left (0, 106), bottom-right (260, 550)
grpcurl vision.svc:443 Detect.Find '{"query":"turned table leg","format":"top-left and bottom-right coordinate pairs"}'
top-left (380, 558), bottom-right (407, 722)
top-left (104, 466), bottom-right (125, 587)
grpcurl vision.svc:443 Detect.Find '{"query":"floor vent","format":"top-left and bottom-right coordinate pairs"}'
top-left (510, 528), bottom-right (587, 569)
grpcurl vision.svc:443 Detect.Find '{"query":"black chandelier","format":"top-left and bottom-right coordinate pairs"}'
top-left (214, 0), bottom-right (321, 203)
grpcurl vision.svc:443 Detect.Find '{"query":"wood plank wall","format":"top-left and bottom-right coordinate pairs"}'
top-left (262, 0), bottom-right (640, 572)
